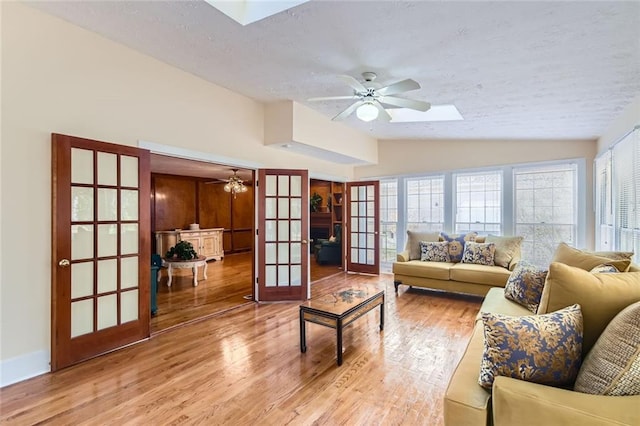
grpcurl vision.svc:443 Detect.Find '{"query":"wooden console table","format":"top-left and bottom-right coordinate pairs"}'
top-left (161, 256), bottom-right (207, 287)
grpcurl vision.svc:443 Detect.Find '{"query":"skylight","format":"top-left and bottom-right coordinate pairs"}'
top-left (204, 0), bottom-right (309, 26)
top-left (387, 105), bottom-right (464, 123)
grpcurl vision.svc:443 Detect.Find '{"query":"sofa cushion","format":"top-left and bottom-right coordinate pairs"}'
top-left (392, 260), bottom-right (452, 281)
top-left (441, 231), bottom-right (478, 263)
top-left (444, 321), bottom-right (492, 426)
top-left (419, 241), bottom-right (450, 262)
top-left (503, 261), bottom-right (548, 313)
top-left (479, 304), bottom-right (583, 390)
top-left (552, 242), bottom-right (631, 272)
top-left (475, 287), bottom-right (531, 321)
top-left (574, 301), bottom-right (640, 396)
top-left (461, 242), bottom-right (496, 266)
top-left (450, 263), bottom-right (512, 287)
top-left (485, 235), bottom-right (523, 270)
top-left (537, 262), bottom-right (640, 355)
top-left (405, 230), bottom-right (440, 261)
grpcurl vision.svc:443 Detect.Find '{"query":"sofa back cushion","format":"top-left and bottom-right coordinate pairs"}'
top-left (552, 242), bottom-right (631, 272)
top-left (537, 262), bottom-right (640, 355)
top-left (405, 230), bottom-right (440, 261)
top-left (485, 235), bottom-right (523, 270)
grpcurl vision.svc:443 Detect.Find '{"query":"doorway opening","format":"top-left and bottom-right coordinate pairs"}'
top-left (150, 154), bottom-right (254, 334)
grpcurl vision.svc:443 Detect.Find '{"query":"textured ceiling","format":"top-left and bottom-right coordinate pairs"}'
top-left (29, 1), bottom-right (640, 141)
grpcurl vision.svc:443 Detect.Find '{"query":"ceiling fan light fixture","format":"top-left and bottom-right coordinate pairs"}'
top-left (356, 102), bottom-right (379, 122)
top-left (223, 169), bottom-right (247, 198)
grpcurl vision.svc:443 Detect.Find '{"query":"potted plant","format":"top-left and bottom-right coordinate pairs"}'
top-left (310, 192), bottom-right (323, 212)
top-left (166, 240), bottom-right (199, 260)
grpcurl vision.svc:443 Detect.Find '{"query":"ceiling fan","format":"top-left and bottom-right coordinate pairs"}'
top-left (308, 72), bottom-right (430, 122)
top-left (205, 169), bottom-right (248, 197)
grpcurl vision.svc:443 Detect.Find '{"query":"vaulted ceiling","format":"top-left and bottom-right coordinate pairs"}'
top-left (30, 1), bottom-right (640, 141)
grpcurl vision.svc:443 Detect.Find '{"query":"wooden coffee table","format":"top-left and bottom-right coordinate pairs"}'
top-left (299, 284), bottom-right (384, 366)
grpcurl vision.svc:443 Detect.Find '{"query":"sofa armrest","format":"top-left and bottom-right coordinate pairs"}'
top-left (397, 251), bottom-right (410, 262)
top-left (492, 376), bottom-right (640, 426)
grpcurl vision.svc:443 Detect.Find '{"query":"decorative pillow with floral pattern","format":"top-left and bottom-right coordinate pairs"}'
top-left (419, 241), bottom-right (450, 262)
top-left (460, 241), bottom-right (496, 266)
top-left (441, 231), bottom-right (477, 263)
top-left (504, 261), bottom-right (549, 313)
top-left (478, 304), bottom-right (583, 390)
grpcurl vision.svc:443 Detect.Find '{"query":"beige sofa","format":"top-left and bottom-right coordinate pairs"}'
top-left (393, 235), bottom-right (519, 297)
top-left (443, 261), bottom-right (640, 426)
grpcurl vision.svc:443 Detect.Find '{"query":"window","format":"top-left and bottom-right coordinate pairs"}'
top-left (454, 171), bottom-right (502, 234)
top-left (406, 176), bottom-right (444, 232)
top-left (514, 164), bottom-right (577, 266)
top-left (609, 129), bottom-right (640, 263)
top-left (594, 152), bottom-right (614, 250)
top-left (380, 179), bottom-right (398, 264)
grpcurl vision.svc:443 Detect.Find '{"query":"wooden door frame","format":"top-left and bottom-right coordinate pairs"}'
top-left (345, 180), bottom-right (380, 275)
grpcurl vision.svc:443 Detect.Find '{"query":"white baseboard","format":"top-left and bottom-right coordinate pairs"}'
top-left (1, 350), bottom-right (50, 388)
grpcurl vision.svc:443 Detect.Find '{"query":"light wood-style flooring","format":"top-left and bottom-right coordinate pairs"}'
top-left (0, 274), bottom-right (482, 425)
top-left (151, 252), bottom-right (341, 334)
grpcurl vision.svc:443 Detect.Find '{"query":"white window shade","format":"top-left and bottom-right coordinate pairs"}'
top-left (611, 129), bottom-right (640, 263)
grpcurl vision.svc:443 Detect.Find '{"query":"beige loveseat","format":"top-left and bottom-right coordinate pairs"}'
top-left (393, 232), bottom-right (521, 296)
top-left (444, 253), bottom-right (640, 426)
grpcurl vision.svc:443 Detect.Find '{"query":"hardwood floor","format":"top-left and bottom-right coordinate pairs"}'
top-left (152, 252), bottom-right (343, 334)
top-left (0, 275), bottom-right (482, 425)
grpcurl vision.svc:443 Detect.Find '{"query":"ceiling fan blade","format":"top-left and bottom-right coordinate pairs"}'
top-left (308, 95), bottom-right (358, 102)
top-left (380, 96), bottom-right (431, 112)
top-left (338, 75), bottom-right (367, 93)
top-left (374, 101), bottom-right (392, 122)
top-left (332, 100), bottom-right (364, 121)
top-left (376, 78), bottom-right (421, 96)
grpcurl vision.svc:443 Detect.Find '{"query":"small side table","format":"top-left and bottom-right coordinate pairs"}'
top-left (161, 256), bottom-right (208, 287)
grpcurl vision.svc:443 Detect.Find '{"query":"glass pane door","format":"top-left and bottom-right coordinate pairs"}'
top-left (346, 181), bottom-right (380, 275)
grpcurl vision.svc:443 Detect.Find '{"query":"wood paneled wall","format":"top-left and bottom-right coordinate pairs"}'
top-left (152, 173), bottom-right (253, 253)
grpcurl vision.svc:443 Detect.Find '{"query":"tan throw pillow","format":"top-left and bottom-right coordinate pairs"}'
top-left (552, 242), bottom-right (631, 272)
top-left (405, 230), bottom-right (440, 261)
top-left (574, 301), bottom-right (640, 396)
top-left (485, 235), bottom-right (523, 270)
top-left (538, 262), bottom-right (640, 355)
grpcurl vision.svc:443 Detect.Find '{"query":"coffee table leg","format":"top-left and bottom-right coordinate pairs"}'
top-left (337, 318), bottom-right (343, 366)
top-left (203, 261), bottom-right (208, 280)
top-left (167, 264), bottom-right (173, 287)
top-left (299, 309), bottom-right (306, 353)
top-left (192, 265), bottom-right (198, 286)
top-left (380, 295), bottom-right (385, 331)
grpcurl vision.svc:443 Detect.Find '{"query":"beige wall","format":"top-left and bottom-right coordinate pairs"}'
top-left (0, 3), bottom-right (357, 382)
top-left (355, 138), bottom-right (596, 178)
top-left (355, 138), bottom-right (598, 249)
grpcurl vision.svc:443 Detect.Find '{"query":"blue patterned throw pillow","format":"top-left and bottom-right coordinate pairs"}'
top-left (504, 261), bottom-right (549, 313)
top-left (441, 232), bottom-right (477, 263)
top-left (419, 241), bottom-right (450, 262)
top-left (460, 241), bottom-right (496, 266)
top-left (478, 304), bottom-right (583, 390)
